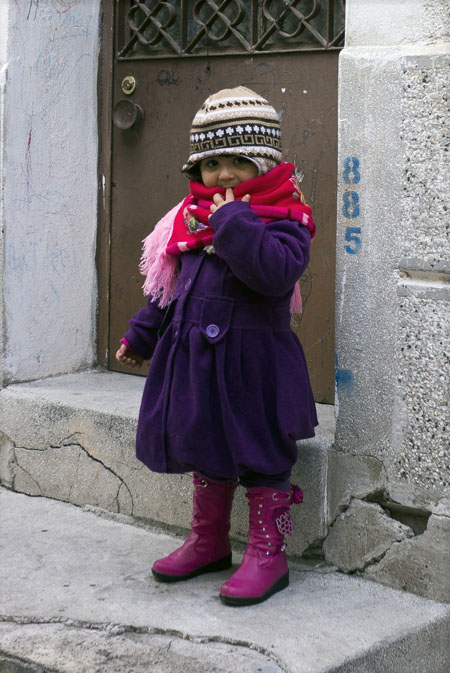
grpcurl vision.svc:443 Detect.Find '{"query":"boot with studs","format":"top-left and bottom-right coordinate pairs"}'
top-left (219, 484), bottom-right (303, 606)
top-left (152, 473), bottom-right (237, 582)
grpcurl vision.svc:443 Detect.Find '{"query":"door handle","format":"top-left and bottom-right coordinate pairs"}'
top-left (112, 100), bottom-right (144, 130)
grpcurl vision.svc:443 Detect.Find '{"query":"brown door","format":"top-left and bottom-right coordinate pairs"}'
top-left (101, 1), bottom-right (344, 404)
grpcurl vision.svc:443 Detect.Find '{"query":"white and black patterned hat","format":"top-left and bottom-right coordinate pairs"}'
top-left (182, 86), bottom-right (282, 178)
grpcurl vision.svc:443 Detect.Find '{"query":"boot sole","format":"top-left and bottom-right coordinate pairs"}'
top-left (152, 553), bottom-right (232, 583)
top-left (219, 571), bottom-right (289, 606)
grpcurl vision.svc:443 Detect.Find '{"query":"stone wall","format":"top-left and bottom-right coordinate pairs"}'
top-left (330, 0), bottom-right (450, 601)
top-left (2, 0), bottom-right (100, 384)
top-left (0, 0), bottom-right (8, 389)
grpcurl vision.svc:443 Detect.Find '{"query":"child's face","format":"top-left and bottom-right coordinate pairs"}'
top-left (199, 155), bottom-right (258, 188)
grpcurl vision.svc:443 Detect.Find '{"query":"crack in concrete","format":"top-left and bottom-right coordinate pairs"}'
top-left (0, 649), bottom-right (61, 673)
top-left (351, 545), bottom-right (397, 574)
top-left (327, 487), bottom-right (431, 539)
top-left (432, 510), bottom-right (450, 520)
top-left (327, 487), bottom-right (389, 530)
top-left (354, 539), bottom-right (408, 575)
top-left (74, 444), bottom-right (135, 516)
top-left (0, 615), bottom-right (290, 673)
top-left (8, 434), bottom-right (135, 517)
top-left (0, 651), bottom-right (61, 673)
top-left (9, 446), bottom-right (19, 493)
top-left (14, 464), bottom-right (43, 496)
top-left (323, 495), bottom-right (421, 574)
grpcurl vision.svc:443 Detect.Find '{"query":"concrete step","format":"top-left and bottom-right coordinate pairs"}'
top-left (0, 371), bottom-right (335, 558)
top-left (1, 488), bottom-right (449, 673)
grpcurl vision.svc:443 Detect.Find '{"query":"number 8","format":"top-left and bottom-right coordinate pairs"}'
top-left (342, 191), bottom-right (360, 219)
top-left (343, 157), bottom-right (361, 185)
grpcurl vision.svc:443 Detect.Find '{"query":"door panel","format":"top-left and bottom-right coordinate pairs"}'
top-left (107, 3), bottom-right (343, 403)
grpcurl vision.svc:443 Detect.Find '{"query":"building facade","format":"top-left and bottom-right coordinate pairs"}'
top-left (0, 0), bottom-right (448, 601)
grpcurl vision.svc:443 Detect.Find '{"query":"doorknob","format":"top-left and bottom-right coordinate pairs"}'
top-left (112, 100), bottom-right (144, 130)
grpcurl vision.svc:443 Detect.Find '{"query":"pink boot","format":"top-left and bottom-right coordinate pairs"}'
top-left (219, 484), bottom-right (303, 606)
top-left (152, 473), bottom-right (237, 582)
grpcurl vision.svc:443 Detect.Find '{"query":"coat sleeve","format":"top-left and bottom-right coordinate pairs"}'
top-left (209, 200), bottom-right (311, 296)
top-left (122, 296), bottom-right (166, 360)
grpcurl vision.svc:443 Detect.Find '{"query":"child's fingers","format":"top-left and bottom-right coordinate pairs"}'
top-left (125, 356), bottom-right (142, 368)
top-left (126, 358), bottom-right (142, 368)
top-left (115, 345), bottom-right (127, 361)
top-left (116, 344), bottom-right (143, 368)
top-left (242, 194), bottom-right (251, 203)
top-left (210, 189), bottom-right (234, 218)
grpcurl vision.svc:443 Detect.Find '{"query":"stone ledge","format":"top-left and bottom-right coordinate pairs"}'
top-left (0, 370), bottom-right (335, 558)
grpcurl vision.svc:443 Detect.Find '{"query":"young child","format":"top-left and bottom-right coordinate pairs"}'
top-left (116, 86), bottom-right (318, 606)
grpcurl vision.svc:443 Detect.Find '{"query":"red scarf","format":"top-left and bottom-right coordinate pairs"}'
top-left (166, 162), bottom-right (315, 255)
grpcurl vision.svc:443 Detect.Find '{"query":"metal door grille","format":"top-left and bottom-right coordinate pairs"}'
top-left (117, 0), bottom-right (345, 60)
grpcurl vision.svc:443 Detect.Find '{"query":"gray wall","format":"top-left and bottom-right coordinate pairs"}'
top-left (1, 0), bottom-right (100, 385)
top-left (328, 0), bottom-right (450, 600)
top-left (0, 0), bottom-right (9, 388)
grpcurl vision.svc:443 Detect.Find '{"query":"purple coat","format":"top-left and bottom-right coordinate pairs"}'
top-left (124, 201), bottom-right (318, 480)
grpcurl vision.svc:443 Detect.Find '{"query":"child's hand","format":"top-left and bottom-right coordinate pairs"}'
top-left (115, 344), bottom-right (144, 369)
top-left (209, 188), bottom-right (250, 218)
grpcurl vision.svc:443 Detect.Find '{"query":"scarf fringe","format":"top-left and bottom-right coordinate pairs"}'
top-left (290, 282), bottom-right (302, 314)
top-left (139, 200), bottom-right (183, 308)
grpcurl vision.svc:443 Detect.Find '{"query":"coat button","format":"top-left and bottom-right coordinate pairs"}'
top-left (205, 324), bottom-right (220, 338)
top-left (184, 278), bottom-right (192, 291)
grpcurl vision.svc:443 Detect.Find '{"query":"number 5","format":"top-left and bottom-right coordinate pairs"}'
top-left (345, 227), bottom-right (361, 254)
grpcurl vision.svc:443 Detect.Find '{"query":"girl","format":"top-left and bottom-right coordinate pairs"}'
top-left (116, 86), bottom-right (317, 606)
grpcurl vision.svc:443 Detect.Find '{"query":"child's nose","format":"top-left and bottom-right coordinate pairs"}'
top-left (219, 165), bottom-right (234, 179)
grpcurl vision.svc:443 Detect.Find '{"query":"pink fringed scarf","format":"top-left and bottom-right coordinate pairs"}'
top-left (139, 163), bottom-right (315, 313)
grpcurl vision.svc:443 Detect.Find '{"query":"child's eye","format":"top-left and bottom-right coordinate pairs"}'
top-left (233, 156), bottom-right (249, 166)
top-left (205, 159), bottom-right (218, 168)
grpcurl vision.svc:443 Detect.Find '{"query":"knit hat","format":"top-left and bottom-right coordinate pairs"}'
top-left (182, 86), bottom-right (282, 178)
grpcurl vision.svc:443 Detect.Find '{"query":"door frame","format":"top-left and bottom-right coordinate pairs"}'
top-left (97, 1), bottom-right (115, 367)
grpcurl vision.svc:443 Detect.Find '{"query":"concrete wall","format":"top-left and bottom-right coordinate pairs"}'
top-left (329, 0), bottom-right (450, 600)
top-left (1, 0), bottom-right (100, 384)
top-left (0, 0), bottom-right (9, 389)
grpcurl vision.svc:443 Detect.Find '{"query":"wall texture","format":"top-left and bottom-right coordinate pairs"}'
top-left (0, 0), bottom-right (9, 388)
top-left (330, 0), bottom-right (450, 600)
top-left (2, 0), bottom-right (100, 383)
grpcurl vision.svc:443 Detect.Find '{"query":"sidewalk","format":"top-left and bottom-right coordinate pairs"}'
top-left (1, 487), bottom-right (449, 673)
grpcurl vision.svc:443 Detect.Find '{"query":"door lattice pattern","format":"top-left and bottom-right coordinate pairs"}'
top-left (117, 0), bottom-right (345, 59)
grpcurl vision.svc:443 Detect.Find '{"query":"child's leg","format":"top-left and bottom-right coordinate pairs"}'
top-left (238, 470), bottom-right (292, 492)
top-left (152, 473), bottom-right (237, 582)
top-left (219, 471), bottom-right (303, 607)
